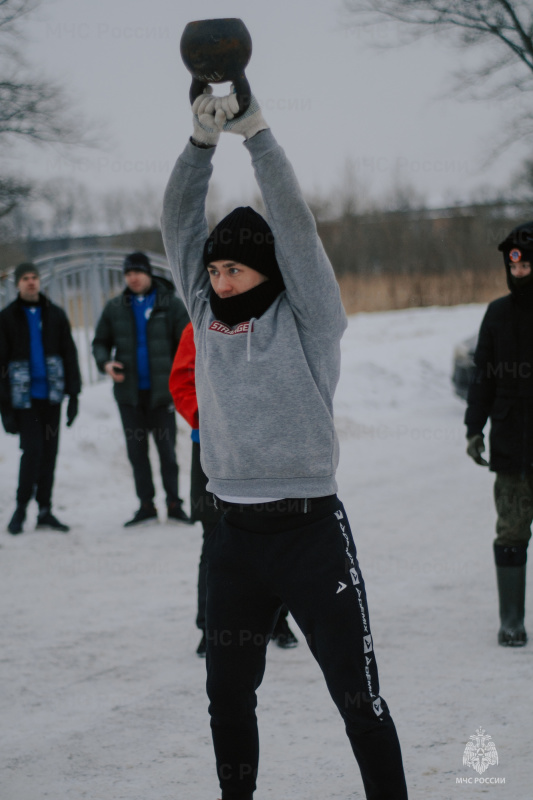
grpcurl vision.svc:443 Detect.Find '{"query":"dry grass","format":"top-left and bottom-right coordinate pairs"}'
top-left (338, 269), bottom-right (507, 314)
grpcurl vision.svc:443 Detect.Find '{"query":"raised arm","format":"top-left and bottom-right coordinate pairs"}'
top-left (161, 143), bottom-right (214, 322)
top-left (217, 90), bottom-right (346, 337)
top-left (245, 129), bottom-right (346, 337)
top-left (161, 90), bottom-right (226, 323)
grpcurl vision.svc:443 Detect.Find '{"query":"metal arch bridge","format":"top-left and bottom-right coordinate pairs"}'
top-left (0, 248), bottom-right (174, 385)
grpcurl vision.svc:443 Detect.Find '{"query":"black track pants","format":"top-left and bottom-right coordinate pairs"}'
top-left (190, 442), bottom-right (223, 630)
top-left (205, 496), bottom-right (408, 800)
top-left (16, 400), bottom-right (61, 510)
top-left (118, 397), bottom-right (179, 506)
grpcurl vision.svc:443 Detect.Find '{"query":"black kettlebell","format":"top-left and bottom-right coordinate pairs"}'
top-left (180, 18), bottom-right (252, 117)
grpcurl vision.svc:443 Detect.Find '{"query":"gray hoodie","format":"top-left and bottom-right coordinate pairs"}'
top-left (161, 129), bottom-right (347, 499)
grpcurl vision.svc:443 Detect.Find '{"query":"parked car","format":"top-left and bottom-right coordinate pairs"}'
top-left (452, 334), bottom-right (477, 400)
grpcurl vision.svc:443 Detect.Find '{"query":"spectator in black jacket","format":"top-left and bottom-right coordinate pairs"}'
top-left (0, 263), bottom-right (81, 534)
top-left (92, 252), bottom-right (190, 527)
top-left (465, 222), bottom-right (533, 647)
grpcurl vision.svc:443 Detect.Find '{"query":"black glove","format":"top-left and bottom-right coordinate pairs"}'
top-left (66, 395), bottom-right (78, 427)
top-left (466, 434), bottom-right (489, 466)
top-left (1, 409), bottom-right (19, 435)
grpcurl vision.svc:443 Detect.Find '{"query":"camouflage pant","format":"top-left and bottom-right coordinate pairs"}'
top-left (494, 473), bottom-right (533, 547)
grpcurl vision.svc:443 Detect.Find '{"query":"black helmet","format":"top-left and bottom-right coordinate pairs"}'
top-left (498, 222), bottom-right (533, 266)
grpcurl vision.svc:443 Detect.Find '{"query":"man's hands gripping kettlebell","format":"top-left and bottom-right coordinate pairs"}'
top-left (191, 84), bottom-right (268, 146)
top-left (217, 84), bottom-right (268, 139)
top-left (191, 87), bottom-right (223, 147)
top-left (217, 87), bottom-right (268, 140)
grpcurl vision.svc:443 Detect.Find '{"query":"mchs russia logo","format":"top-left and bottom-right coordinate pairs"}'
top-left (463, 728), bottom-right (498, 774)
top-left (456, 728), bottom-right (505, 785)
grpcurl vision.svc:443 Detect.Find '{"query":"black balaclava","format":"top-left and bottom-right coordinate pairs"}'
top-left (203, 206), bottom-right (285, 326)
top-left (498, 222), bottom-right (533, 305)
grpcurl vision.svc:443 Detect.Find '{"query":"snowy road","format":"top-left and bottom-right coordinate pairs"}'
top-left (1, 304), bottom-right (531, 799)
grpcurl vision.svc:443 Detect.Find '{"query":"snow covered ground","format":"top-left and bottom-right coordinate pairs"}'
top-left (1, 303), bottom-right (531, 800)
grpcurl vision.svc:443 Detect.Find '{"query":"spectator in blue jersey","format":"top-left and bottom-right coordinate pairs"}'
top-left (0, 263), bottom-right (81, 534)
top-left (92, 252), bottom-right (190, 527)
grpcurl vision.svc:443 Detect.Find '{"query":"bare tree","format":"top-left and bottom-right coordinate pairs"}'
top-left (0, 175), bottom-right (30, 218)
top-left (0, 180), bottom-right (176, 241)
top-left (510, 153), bottom-right (533, 200)
top-left (343, 1), bottom-right (533, 148)
top-left (382, 171), bottom-right (426, 212)
top-left (0, 0), bottom-right (96, 220)
top-left (0, 0), bottom-right (89, 145)
top-left (99, 186), bottom-right (165, 235)
top-left (0, 0), bottom-right (34, 37)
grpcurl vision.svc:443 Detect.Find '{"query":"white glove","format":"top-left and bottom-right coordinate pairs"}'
top-left (218, 88), bottom-right (269, 140)
top-left (191, 87), bottom-right (222, 147)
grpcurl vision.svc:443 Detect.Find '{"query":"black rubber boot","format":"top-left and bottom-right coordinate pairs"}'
top-left (494, 544), bottom-right (528, 647)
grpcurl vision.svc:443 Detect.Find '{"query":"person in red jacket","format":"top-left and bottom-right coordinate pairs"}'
top-left (169, 322), bottom-right (298, 656)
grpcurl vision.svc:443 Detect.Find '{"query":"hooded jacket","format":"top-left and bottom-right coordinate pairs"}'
top-left (92, 276), bottom-right (189, 409)
top-left (169, 321), bottom-right (198, 430)
top-left (161, 129), bottom-right (347, 499)
top-left (465, 257), bottom-right (533, 473)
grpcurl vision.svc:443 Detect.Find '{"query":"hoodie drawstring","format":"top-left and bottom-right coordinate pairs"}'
top-left (247, 318), bottom-right (256, 362)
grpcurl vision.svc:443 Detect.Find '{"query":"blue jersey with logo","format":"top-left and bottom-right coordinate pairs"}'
top-left (23, 305), bottom-right (48, 399)
top-left (132, 290), bottom-right (156, 390)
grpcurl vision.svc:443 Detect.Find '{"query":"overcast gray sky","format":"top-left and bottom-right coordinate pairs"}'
top-left (12, 0), bottom-right (530, 210)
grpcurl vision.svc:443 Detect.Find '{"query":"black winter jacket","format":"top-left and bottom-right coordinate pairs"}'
top-left (92, 276), bottom-right (189, 409)
top-left (0, 294), bottom-right (81, 413)
top-left (465, 293), bottom-right (533, 473)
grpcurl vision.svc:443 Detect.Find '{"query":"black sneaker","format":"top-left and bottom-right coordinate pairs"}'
top-left (271, 618), bottom-right (298, 649)
top-left (498, 624), bottom-right (528, 647)
top-left (8, 506), bottom-right (26, 535)
top-left (196, 631), bottom-right (207, 658)
top-left (124, 503), bottom-right (158, 527)
top-left (167, 501), bottom-right (194, 525)
top-left (36, 509), bottom-right (70, 532)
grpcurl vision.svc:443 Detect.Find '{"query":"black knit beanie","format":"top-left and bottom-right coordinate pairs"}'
top-left (203, 206), bottom-right (283, 284)
top-left (14, 262), bottom-right (39, 285)
top-left (123, 251), bottom-right (152, 275)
